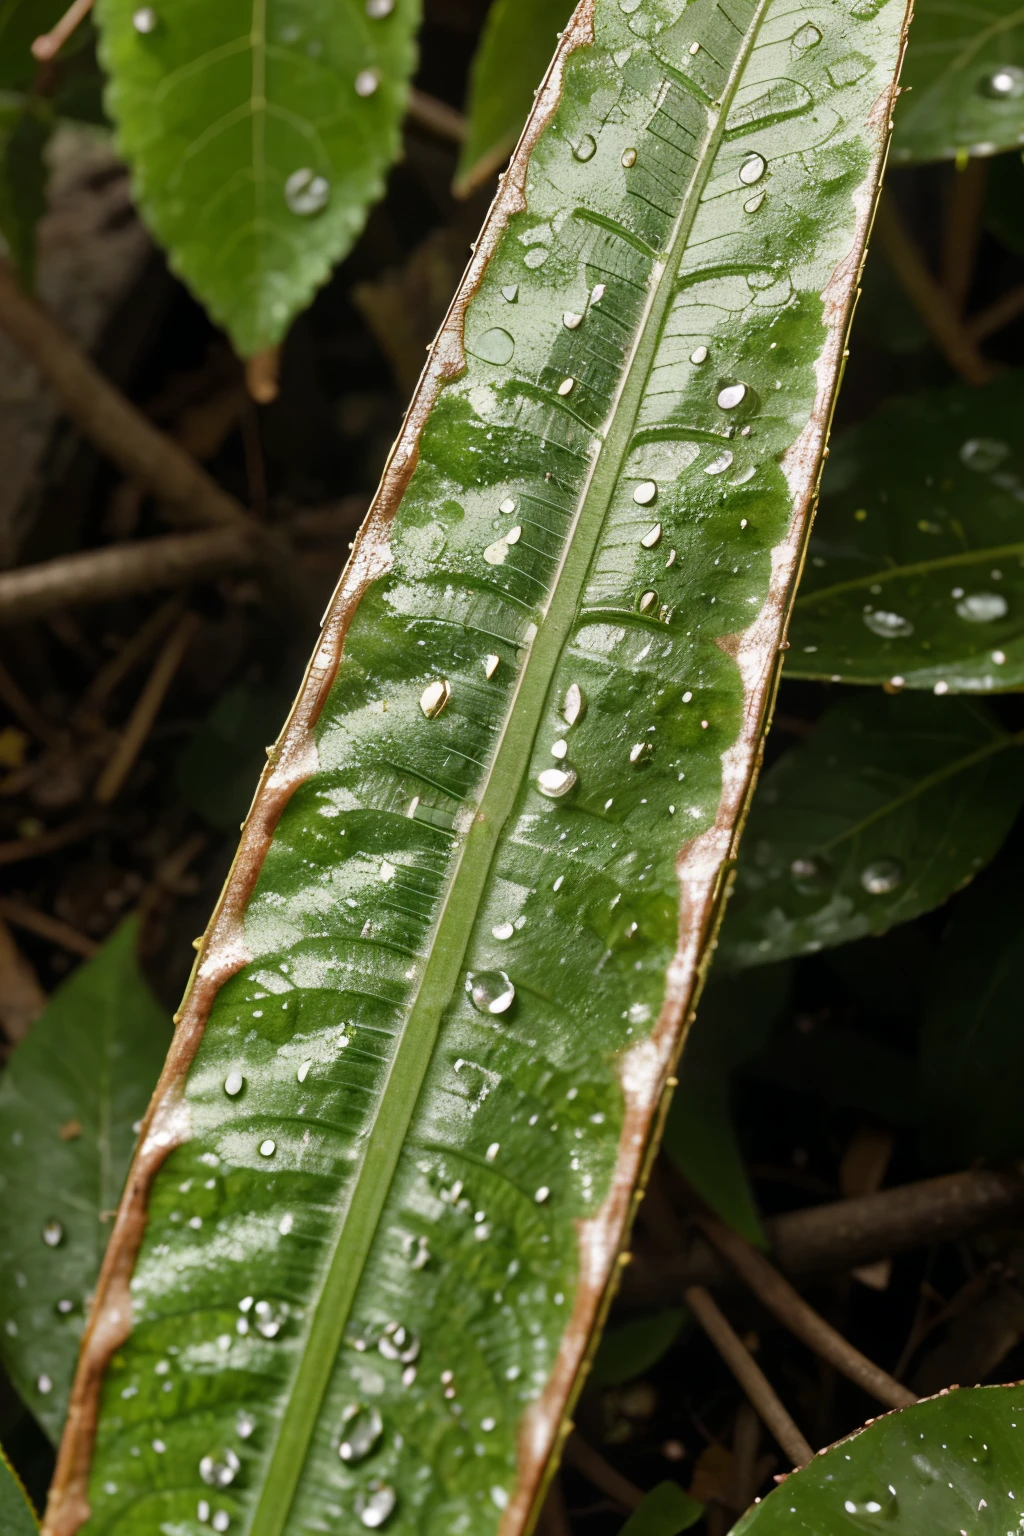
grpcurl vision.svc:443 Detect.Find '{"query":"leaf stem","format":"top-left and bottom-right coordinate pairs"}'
top-left (31, 0), bottom-right (95, 62)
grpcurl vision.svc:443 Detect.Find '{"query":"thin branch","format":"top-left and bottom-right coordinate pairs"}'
top-left (873, 199), bottom-right (996, 386)
top-left (31, 0), bottom-right (95, 60)
top-left (0, 529), bottom-right (255, 626)
top-left (407, 87), bottom-right (468, 144)
top-left (563, 1433), bottom-right (644, 1511)
top-left (697, 1215), bottom-right (916, 1411)
top-left (536, 1478), bottom-right (573, 1536)
top-left (685, 1286), bottom-right (814, 1468)
top-left (0, 915), bottom-right (47, 1043)
top-left (0, 816), bottom-right (98, 867)
top-left (941, 158), bottom-right (988, 314)
top-left (94, 612), bottom-right (201, 805)
top-left (968, 282), bottom-right (1024, 341)
top-left (0, 896), bottom-right (98, 958)
top-left (76, 599), bottom-right (185, 719)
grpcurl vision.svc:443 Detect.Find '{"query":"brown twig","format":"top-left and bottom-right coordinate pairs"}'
top-left (0, 529), bottom-right (255, 626)
top-left (407, 87), bottom-right (468, 144)
top-left (941, 158), bottom-right (988, 314)
top-left (93, 612), bottom-right (201, 805)
top-left (0, 915), bottom-right (47, 1043)
top-left (76, 600), bottom-right (184, 719)
top-left (874, 198), bottom-right (996, 385)
top-left (31, 0), bottom-right (95, 59)
top-left (0, 816), bottom-right (98, 867)
top-left (0, 896), bottom-right (98, 958)
top-left (685, 1286), bottom-right (814, 1467)
top-left (729, 1401), bottom-right (763, 1515)
top-left (697, 1215), bottom-right (916, 1410)
top-left (968, 282), bottom-right (1024, 341)
top-left (562, 1433), bottom-right (643, 1511)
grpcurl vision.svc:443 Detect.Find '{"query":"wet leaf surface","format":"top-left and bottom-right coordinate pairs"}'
top-left (0, 1445), bottom-right (37, 1535)
top-left (892, 0), bottom-right (1024, 164)
top-left (620, 1479), bottom-right (703, 1535)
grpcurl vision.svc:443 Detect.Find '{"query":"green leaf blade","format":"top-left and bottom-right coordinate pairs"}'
top-left (0, 1444), bottom-right (38, 1535)
top-left (51, 3), bottom-right (911, 1533)
top-left (621, 1480), bottom-right (703, 1536)
top-left (96, 0), bottom-right (421, 355)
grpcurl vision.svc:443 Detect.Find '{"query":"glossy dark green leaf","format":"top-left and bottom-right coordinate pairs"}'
top-left (919, 860), bottom-right (1024, 1167)
top-left (50, 4), bottom-right (910, 1533)
top-left (717, 693), bottom-right (1024, 970)
top-left (620, 1480), bottom-right (703, 1536)
top-left (177, 683), bottom-right (295, 833)
top-left (0, 104), bottom-right (51, 286)
top-left (0, 920), bottom-right (170, 1441)
top-left (94, 0), bottom-right (420, 356)
top-left (734, 1383), bottom-right (1024, 1534)
top-left (0, 1445), bottom-right (37, 1535)
top-left (662, 969), bottom-right (791, 1244)
top-left (788, 373), bottom-right (1024, 692)
top-left (453, 0), bottom-right (576, 197)
top-left (892, 0), bottom-right (1024, 164)
top-left (590, 1309), bottom-right (687, 1388)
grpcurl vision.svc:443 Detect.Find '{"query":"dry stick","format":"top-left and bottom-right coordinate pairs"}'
top-left (0, 816), bottom-right (98, 867)
top-left (698, 1215), bottom-right (916, 1411)
top-left (0, 529), bottom-right (255, 626)
top-left (0, 656), bottom-right (64, 746)
top-left (874, 199), bottom-right (996, 386)
top-left (0, 896), bottom-right (98, 959)
top-left (94, 611), bottom-right (201, 805)
top-left (407, 86), bottom-right (468, 144)
top-left (563, 1432), bottom-right (644, 1511)
top-left (685, 1286), bottom-right (814, 1468)
top-left (941, 158), bottom-right (988, 314)
top-left (77, 599), bottom-right (185, 717)
top-left (31, 0), bottom-right (95, 59)
top-left (968, 282), bottom-right (1024, 342)
top-left (536, 1478), bottom-right (573, 1536)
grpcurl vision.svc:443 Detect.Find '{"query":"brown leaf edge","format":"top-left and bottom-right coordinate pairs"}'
top-left (41, 1), bottom-right (914, 1529)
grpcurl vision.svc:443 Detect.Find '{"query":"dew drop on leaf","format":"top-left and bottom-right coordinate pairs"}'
top-left (739, 153), bottom-right (767, 185)
top-left (419, 679), bottom-right (451, 718)
top-left (254, 1299), bottom-right (288, 1337)
top-left (339, 1403), bottom-right (383, 1463)
top-left (132, 6), bottom-right (158, 32)
top-left (483, 654), bottom-right (500, 678)
top-left (491, 922), bottom-right (514, 940)
top-left (468, 970), bottom-right (516, 1014)
top-left (633, 480), bottom-right (657, 505)
top-left (366, 0), bottom-right (394, 14)
top-left (793, 21), bottom-right (822, 46)
top-left (355, 68), bottom-right (380, 96)
top-left (640, 523), bottom-right (662, 548)
top-left (379, 1322), bottom-right (420, 1362)
top-left (573, 134), bottom-right (597, 161)
top-left (37, 1374), bottom-right (52, 1394)
top-left (236, 1411), bottom-right (256, 1439)
top-left (960, 437), bottom-right (1009, 471)
top-left (42, 1219), bottom-right (63, 1247)
top-left (717, 382), bottom-right (748, 409)
top-left (284, 169), bottom-right (330, 216)
top-left (356, 1482), bottom-right (397, 1529)
top-left (224, 1071), bottom-right (244, 1097)
top-left (705, 451), bottom-right (733, 475)
top-left (259, 1138), bottom-right (276, 1157)
top-left (955, 592), bottom-right (1008, 623)
top-left (621, 148), bottom-right (638, 167)
top-left (860, 859), bottom-right (904, 896)
top-left (199, 1449), bottom-right (240, 1489)
top-left (471, 327), bottom-right (515, 366)
top-left (690, 345), bottom-right (708, 363)
top-left (558, 377), bottom-right (576, 395)
top-left (563, 311), bottom-right (584, 329)
top-left (842, 1487), bottom-right (899, 1518)
top-left (537, 766), bottom-right (577, 798)
top-left (562, 683), bottom-right (585, 726)
top-left (978, 66), bottom-right (1024, 98)
top-left (862, 610), bottom-right (914, 638)
top-left (637, 590), bottom-right (658, 612)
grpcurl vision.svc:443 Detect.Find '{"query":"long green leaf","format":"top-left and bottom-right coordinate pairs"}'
top-left (717, 693), bottom-right (1024, 969)
top-left (47, 3), bottom-right (910, 1533)
top-left (0, 1444), bottom-right (38, 1535)
top-left (620, 1481), bottom-right (703, 1536)
top-left (734, 1383), bottom-right (1024, 1533)
top-left (94, 0), bottom-right (420, 357)
top-left (453, 0), bottom-right (576, 197)
top-left (0, 921), bottom-right (170, 1442)
top-left (788, 373), bottom-right (1024, 692)
top-left (891, 0), bottom-right (1024, 165)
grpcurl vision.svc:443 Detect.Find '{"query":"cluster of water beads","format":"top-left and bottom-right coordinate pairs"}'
top-left (199, 1448), bottom-right (240, 1489)
top-left (789, 855), bottom-right (904, 897)
top-left (863, 609), bottom-right (914, 639)
top-left (468, 970), bottom-right (516, 1014)
top-left (197, 1502), bottom-right (230, 1532)
top-left (284, 169), bottom-right (330, 216)
top-left (132, 7), bottom-right (158, 32)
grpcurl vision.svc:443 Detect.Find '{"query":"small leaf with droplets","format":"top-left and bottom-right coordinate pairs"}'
top-left (892, 1), bottom-right (1024, 164)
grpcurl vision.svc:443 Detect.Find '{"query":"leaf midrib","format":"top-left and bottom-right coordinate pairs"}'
top-left (794, 536), bottom-right (1024, 607)
top-left (248, 12), bottom-right (772, 1532)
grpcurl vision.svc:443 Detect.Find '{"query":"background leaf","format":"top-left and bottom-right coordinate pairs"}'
top-left (892, 0), bottom-right (1024, 164)
top-left (734, 1383), bottom-right (1024, 1533)
top-left (177, 682), bottom-right (294, 833)
top-left (453, 0), bottom-right (575, 197)
top-left (787, 373), bottom-right (1024, 692)
top-left (0, 920), bottom-right (170, 1440)
top-left (95, 0), bottom-right (420, 356)
top-left (590, 1310), bottom-right (688, 1389)
top-left (717, 693), bottom-right (1024, 970)
top-left (0, 1445), bottom-right (37, 1535)
top-left (620, 1481), bottom-right (703, 1536)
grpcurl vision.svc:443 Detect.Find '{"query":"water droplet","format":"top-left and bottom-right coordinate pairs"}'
top-left (739, 152), bottom-right (767, 185)
top-left (956, 592), bottom-right (1008, 623)
top-left (640, 523), bottom-right (662, 548)
top-left (717, 382), bottom-right (748, 409)
top-left (198, 1500), bottom-right (210, 1523)
top-left (37, 1374), bottom-right (52, 1394)
top-left (525, 247), bottom-right (547, 268)
top-left (492, 921), bottom-right (514, 940)
top-left (979, 65), bottom-right (1024, 98)
top-left (562, 683), bottom-right (585, 726)
top-left (537, 766), bottom-right (577, 798)
top-left (690, 346), bottom-right (708, 364)
top-left (573, 134), bottom-right (597, 161)
top-left (551, 739), bottom-right (568, 759)
top-left (557, 377), bottom-right (576, 396)
top-left (501, 284), bottom-right (518, 303)
top-left (535, 1186), bottom-right (550, 1203)
top-left (483, 654), bottom-right (500, 678)
top-left (355, 68), bottom-right (380, 96)
top-left (212, 1514), bottom-right (230, 1534)
top-left (993, 649), bottom-right (1007, 664)
top-left (637, 590), bottom-right (658, 612)
top-left (420, 679), bottom-right (451, 718)
top-left (860, 859), bottom-right (904, 896)
top-left (633, 480), bottom-right (657, 505)
top-left (132, 6), bottom-right (158, 31)
top-left (863, 610), bottom-right (914, 638)
top-left (42, 1219), bottom-right (63, 1248)
top-left (487, 1142), bottom-right (500, 1160)
top-left (236, 1411), bottom-right (256, 1439)
top-left (224, 1071), bottom-right (244, 1097)
top-left (790, 857), bottom-right (831, 893)
top-left (793, 21), bottom-right (822, 47)
top-left (621, 147), bottom-right (637, 167)
top-left (356, 1482), bottom-right (397, 1529)
top-left (468, 969), bottom-right (516, 1014)
top-left (591, 283), bottom-right (606, 303)
top-left (284, 168), bottom-right (330, 216)
top-left (259, 1139), bottom-right (276, 1157)
top-left (471, 327), bottom-right (515, 366)
top-left (629, 742), bottom-right (654, 764)
top-left (843, 1487), bottom-right (899, 1519)
top-left (689, 40), bottom-right (700, 53)
top-left (960, 437), bottom-right (1009, 472)
top-left (379, 1322), bottom-right (421, 1362)
top-left (199, 1449), bottom-right (240, 1489)
top-left (366, 0), bottom-right (394, 15)
top-left (705, 451), bottom-right (733, 475)
top-left (506, 525), bottom-right (522, 545)
top-left (339, 1403), bottom-right (383, 1463)
top-left (57, 1298), bottom-right (73, 1314)
top-left (407, 1235), bottom-right (430, 1269)
top-left (499, 496), bottom-right (517, 514)
top-left (297, 1060), bottom-right (311, 1082)
top-left (563, 311), bottom-right (584, 329)
top-left (254, 1299), bottom-right (288, 1337)
top-left (744, 191), bottom-right (766, 213)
